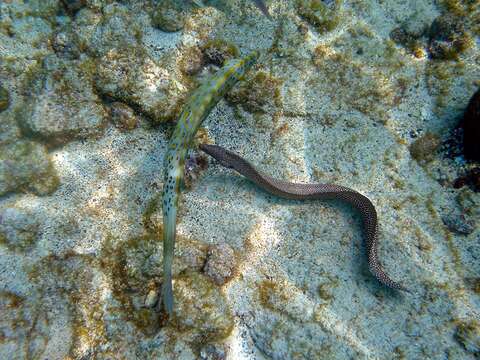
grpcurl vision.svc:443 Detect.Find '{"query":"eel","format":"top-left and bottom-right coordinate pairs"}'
top-left (199, 144), bottom-right (409, 293)
top-left (162, 51), bottom-right (259, 315)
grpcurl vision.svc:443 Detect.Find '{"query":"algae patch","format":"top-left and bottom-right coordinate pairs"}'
top-left (428, 14), bottom-right (473, 60)
top-left (296, 0), bottom-right (343, 34)
top-left (150, 0), bottom-right (194, 32)
top-left (455, 320), bottom-right (480, 355)
top-left (170, 271), bottom-right (234, 342)
top-left (0, 206), bottom-right (40, 252)
top-left (226, 71), bottom-right (283, 114)
top-left (0, 86), bottom-right (10, 112)
top-left (0, 140), bottom-right (59, 197)
top-left (0, 291), bottom-right (49, 359)
top-left (202, 38), bottom-right (239, 67)
top-left (409, 132), bottom-right (441, 164)
top-left (311, 45), bottom-right (396, 119)
top-left (258, 278), bottom-right (315, 322)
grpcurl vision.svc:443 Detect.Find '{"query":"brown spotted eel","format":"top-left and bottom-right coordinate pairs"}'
top-left (199, 144), bottom-right (409, 293)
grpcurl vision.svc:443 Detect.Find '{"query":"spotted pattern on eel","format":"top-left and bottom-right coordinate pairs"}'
top-left (199, 144), bottom-right (409, 294)
top-left (162, 51), bottom-right (259, 315)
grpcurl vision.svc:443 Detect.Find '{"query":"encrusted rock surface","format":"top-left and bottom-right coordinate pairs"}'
top-left (18, 58), bottom-right (107, 145)
top-left (203, 243), bottom-right (237, 285)
top-left (95, 45), bottom-right (190, 123)
top-left (0, 0), bottom-right (479, 359)
top-left (0, 140), bottom-right (59, 196)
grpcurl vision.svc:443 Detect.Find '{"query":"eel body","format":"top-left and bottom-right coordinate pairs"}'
top-left (199, 144), bottom-right (409, 293)
top-left (162, 52), bottom-right (259, 315)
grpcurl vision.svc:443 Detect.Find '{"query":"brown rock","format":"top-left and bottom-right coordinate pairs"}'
top-left (463, 88), bottom-right (480, 161)
top-left (203, 243), bottom-right (237, 286)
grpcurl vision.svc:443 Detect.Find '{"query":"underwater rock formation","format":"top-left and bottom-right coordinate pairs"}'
top-left (463, 88), bottom-right (480, 161)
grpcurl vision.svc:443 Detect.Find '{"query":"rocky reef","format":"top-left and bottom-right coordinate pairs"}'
top-left (0, 0), bottom-right (479, 358)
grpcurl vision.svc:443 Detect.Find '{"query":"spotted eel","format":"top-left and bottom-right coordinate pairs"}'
top-left (162, 51), bottom-right (259, 315)
top-left (199, 144), bottom-right (409, 293)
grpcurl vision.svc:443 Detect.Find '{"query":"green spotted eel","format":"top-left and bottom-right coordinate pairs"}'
top-left (162, 51), bottom-right (259, 315)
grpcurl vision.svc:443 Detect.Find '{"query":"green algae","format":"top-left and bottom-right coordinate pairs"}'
top-left (409, 132), bottom-right (441, 164)
top-left (150, 0), bottom-right (193, 32)
top-left (311, 44), bottom-right (396, 119)
top-left (99, 235), bottom-right (163, 336)
top-left (0, 140), bottom-right (59, 197)
top-left (0, 86), bottom-right (10, 112)
top-left (455, 320), bottom-right (480, 355)
top-left (0, 290), bottom-right (49, 358)
top-left (441, 0), bottom-right (480, 34)
top-left (201, 39), bottom-right (239, 66)
top-left (178, 46), bottom-right (204, 76)
top-left (258, 280), bottom-right (283, 311)
top-left (428, 14), bottom-right (474, 60)
top-left (170, 271), bottom-right (234, 342)
top-left (296, 0), bottom-right (342, 34)
top-left (226, 71), bottom-right (283, 114)
top-left (425, 60), bottom-right (468, 113)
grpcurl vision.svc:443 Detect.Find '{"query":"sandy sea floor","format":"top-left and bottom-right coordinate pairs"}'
top-left (0, 0), bottom-right (479, 358)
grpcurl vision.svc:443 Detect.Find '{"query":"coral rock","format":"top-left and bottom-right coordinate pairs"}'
top-left (463, 88), bottom-right (480, 161)
top-left (95, 47), bottom-right (189, 123)
top-left (172, 271), bottom-right (234, 341)
top-left (296, 0), bottom-right (342, 34)
top-left (202, 39), bottom-right (239, 67)
top-left (110, 102), bottom-right (139, 131)
top-left (0, 140), bottom-right (59, 196)
top-left (455, 320), bottom-right (480, 355)
top-left (409, 132), bottom-right (440, 164)
top-left (18, 59), bottom-right (107, 145)
top-left (61, 0), bottom-right (86, 14)
top-left (0, 206), bottom-right (40, 251)
top-left (428, 14), bottom-right (472, 60)
top-left (151, 1), bottom-right (191, 32)
top-left (203, 243), bottom-right (237, 285)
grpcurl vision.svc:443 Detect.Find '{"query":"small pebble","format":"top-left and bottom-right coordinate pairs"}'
top-left (203, 243), bottom-right (236, 286)
top-left (144, 289), bottom-right (159, 308)
top-left (441, 213), bottom-right (475, 235)
top-left (110, 102), bottom-right (138, 131)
